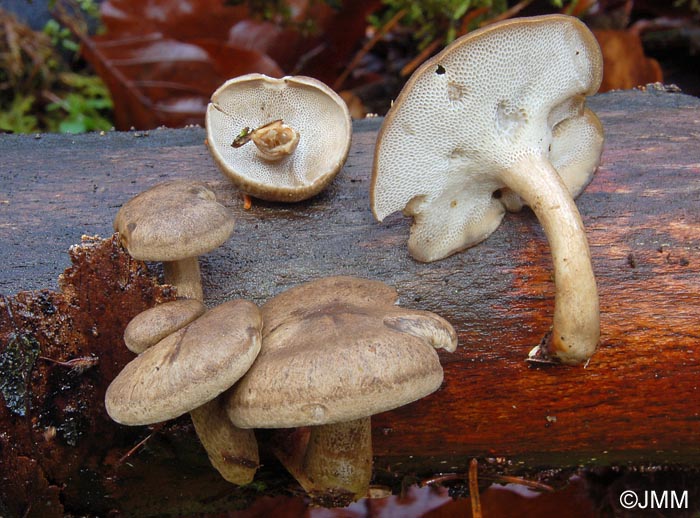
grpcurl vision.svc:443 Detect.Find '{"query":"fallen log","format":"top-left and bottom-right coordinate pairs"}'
top-left (0, 87), bottom-right (699, 516)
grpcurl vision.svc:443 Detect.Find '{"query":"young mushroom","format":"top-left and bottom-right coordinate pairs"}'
top-left (105, 300), bottom-right (262, 485)
top-left (226, 276), bottom-right (457, 506)
top-left (206, 73), bottom-right (352, 202)
top-left (123, 299), bottom-right (206, 354)
top-left (114, 180), bottom-right (235, 301)
top-left (371, 15), bottom-right (604, 365)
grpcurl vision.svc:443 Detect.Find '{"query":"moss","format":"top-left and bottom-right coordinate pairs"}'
top-left (0, 333), bottom-right (40, 416)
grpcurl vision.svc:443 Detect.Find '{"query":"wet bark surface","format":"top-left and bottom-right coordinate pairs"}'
top-left (0, 88), bottom-right (699, 516)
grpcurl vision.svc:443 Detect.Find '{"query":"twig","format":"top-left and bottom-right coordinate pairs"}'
top-left (479, 0), bottom-right (535, 27)
top-left (333, 9), bottom-right (407, 91)
top-left (458, 6), bottom-right (491, 36)
top-left (400, 38), bottom-right (442, 77)
top-left (116, 423), bottom-right (164, 465)
top-left (469, 459), bottom-right (482, 518)
top-left (420, 470), bottom-right (555, 493)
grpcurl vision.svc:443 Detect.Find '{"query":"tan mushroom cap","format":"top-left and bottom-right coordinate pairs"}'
top-left (371, 14), bottom-right (603, 261)
top-left (106, 299), bottom-right (262, 426)
top-left (227, 276), bottom-right (457, 429)
top-left (124, 299), bottom-right (206, 354)
top-left (114, 180), bottom-right (235, 262)
top-left (205, 74), bottom-right (352, 202)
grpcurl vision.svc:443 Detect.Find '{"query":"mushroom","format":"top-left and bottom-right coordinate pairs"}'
top-left (106, 299), bottom-right (262, 484)
top-left (114, 180), bottom-right (235, 301)
top-left (205, 73), bottom-right (352, 202)
top-left (370, 15), bottom-right (604, 365)
top-left (123, 299), bottom-right (206, 354)
top-left (226, 276), bottom-right (457, 505)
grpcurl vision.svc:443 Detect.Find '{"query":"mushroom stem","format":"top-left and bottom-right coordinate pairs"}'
top-left (499, 155), bottom-right (599, 364)
top-left (302, 418), bottom-right (372, 501)
top-left (270, 418), bottom-right (372, 506)
top-left (163, 257), bottom-right (203, 301)
top-left (190, 397), bottom-right (259, 485)
top-left (250, 120), bottom-right (300, 161)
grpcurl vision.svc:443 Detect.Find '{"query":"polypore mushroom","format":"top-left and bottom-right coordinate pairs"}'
top-left (106, 299), bottom-right (262, 484)
top-left (123, 299), bottom-right (206, 354)
top-left (205, 73), bottom-right (352, 202)
top-left (226, 276), bottom-right (457, 506)
top-left (114, 180), bottom-right (235, 301)
top-left (371, 15), bottom-right (604, 365)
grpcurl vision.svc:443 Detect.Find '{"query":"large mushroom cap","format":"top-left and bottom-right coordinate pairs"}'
top-left (106, 299), bottom-right (262, 426)
top-left (227, 276), bottom-right (457, 428)
top-left (114, 180), bottom-right (235, 262)
top-left (206, 74), bottom-right (352, 202)
top-left (371, 14), bottom-right (603, 262)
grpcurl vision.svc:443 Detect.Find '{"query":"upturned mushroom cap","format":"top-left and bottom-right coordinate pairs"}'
top-left (371, 14), bottom-right (603, 262)
top-left (124, 299), bottom-right (206, 354)
top-left (227, 276), bottom-right (457, 428)
top-left (114, 180), bottom-right (235, 262)
top-left (106, 299), bottom-right (262, 426)
top-left (205, 74), bottom-right (352, 202)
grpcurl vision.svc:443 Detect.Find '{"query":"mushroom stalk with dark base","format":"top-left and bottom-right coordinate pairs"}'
top-left (303, 418), bottom-right (373, 501)
top-left (499, 156), bottom-right (599, 364)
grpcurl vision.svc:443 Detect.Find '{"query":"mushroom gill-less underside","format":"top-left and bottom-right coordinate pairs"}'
top-left (371, 15), bottom-right (604, 365)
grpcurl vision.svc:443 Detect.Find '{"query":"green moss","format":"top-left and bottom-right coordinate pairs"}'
top-left (0, 333), bottom-right (40, 416)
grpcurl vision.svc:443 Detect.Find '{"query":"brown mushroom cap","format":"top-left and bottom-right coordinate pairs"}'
top-left (227, 276), bottom-right (457, 428)
top-left (124, 299), bottom-right (206, 354)
top-left (106, 299), bottom-right (262, 426)
top-left (205, 74), bottom-right (352, 202)
top-left (114, 180), bottom-right (235, 262)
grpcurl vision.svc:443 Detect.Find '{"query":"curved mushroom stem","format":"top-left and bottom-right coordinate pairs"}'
top-left (190, 397), bottom-right (259, 485)
top-left (499, 155), bottom-right (599, 364)
top-left (271, 418), bottom-right (372, 506)
top-left (163, 257), bottom-right (203, 301)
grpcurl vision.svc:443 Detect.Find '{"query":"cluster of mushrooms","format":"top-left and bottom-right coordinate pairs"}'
top-left (105, 14), bottom-right (605, 506)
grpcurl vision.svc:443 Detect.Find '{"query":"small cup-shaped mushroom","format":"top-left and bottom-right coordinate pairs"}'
top-left (106, 300), bottom-right (262, 484)
top-left (371, 15), bottom-right (603, 365)
top-left (114, 180), bottom-right (235, 301)
top-left (124, 299), bottom-right (206, 354)
top-left (226, 276), bottom-right (457, 506)
top-left (206, 74), bottom-right (352, 202)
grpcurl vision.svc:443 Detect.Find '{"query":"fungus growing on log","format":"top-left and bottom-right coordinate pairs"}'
top-left (206, 74), bottom-right (352, 202)
top-left (113, 180), bottom-right (235, 301)
top-left (226, 276), bottom-right (457, 506)
top-left (371, 15), bottom-right (604, 365)
top-left (106, 300), bottom-right (263, 485)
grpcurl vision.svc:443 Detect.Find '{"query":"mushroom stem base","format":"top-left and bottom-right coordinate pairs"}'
top-left (163, 257), bottom-right (203, 301)
top-left (499, 155), bottom-right (599, 364)
top-left (270, 418), bottom-right (372, 507)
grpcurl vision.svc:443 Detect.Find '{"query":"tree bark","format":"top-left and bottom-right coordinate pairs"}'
top-left (0, 88), bottom-right (699, 516)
